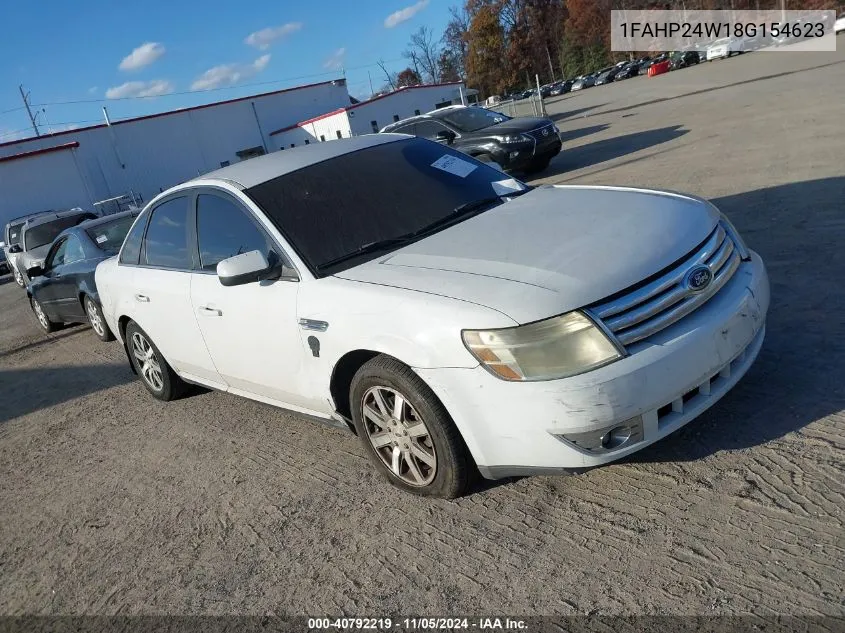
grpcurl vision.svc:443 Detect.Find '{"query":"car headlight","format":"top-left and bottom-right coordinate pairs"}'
top-left (719, 214), bottom-right (750, 260)
top-left (462, 311), bottom-right (622, 381)
top-left (494, 133), bottom-right (530, 144)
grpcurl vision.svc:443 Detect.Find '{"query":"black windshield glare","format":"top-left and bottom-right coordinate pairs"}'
top-left (244, 137), bottom-right (525, 277)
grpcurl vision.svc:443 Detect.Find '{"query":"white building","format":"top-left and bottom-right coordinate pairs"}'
top-left (0, 79), bottom-right (350, 226)
top-left (269, 81), bottom-right (474, 149)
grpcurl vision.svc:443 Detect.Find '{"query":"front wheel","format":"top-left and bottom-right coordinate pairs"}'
top-left (30, 297), bottom-right (58, 333)
top-left (125, 321), bottom-right (186, 401)
top-left (85, 296), bottom-right (114, 342)
top-left (523, 156), bottom-right (552, 174)
top-left (350, 355), bottom-right (473, 498)
top-left (13, 266), bottom-right (25, 288)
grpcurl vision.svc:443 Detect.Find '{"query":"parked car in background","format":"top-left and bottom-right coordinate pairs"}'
top-left (614, 62), bottom-right (640, 80)
top-left (670, 50), bottom-right (701, 69)
top-left (26, 210), bottom-right (139, 340)
top-left (0, 247), bottom-right (8, 276)
top-left (8, 209), bottom-right (98, 288)
top-left (381, 105), bottom-right (561, 174)
top-left (550, 80), bottom-right (573, 95)
top-left (3, 211), bottom-right (54, 287)
top-left (571, 74), bottom-right (595, 91)
top-left (594, 67), bottom-right (620, 85)
top-left (706, 38), bottom-right (740, 60)
top-left (96, 135), bottom-right (769, 498)
top-left (836, 13), bottom-right (845, 34)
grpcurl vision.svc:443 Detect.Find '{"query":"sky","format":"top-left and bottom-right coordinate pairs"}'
top-left (0, 0), bottom-right (453, 143)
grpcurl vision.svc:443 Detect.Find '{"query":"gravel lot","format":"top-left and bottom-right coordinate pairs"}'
top-left (1, 47), bottom-right (843, 618)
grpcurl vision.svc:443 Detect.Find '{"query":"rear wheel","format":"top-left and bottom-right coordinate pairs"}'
top-left (84, 296), bottom-right (114, 342)
top-left (13, 266), bottom-right (25, 288)
top-left (30, 297), bottom-right (58, 333)
top-left (125, 321), bottom-right (185, 401)
top-left (350, 355), bottom-right (473, 498)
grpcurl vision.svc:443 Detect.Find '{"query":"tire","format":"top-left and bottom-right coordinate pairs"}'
top-left (13, 266), bottom-right (25, 288)
top-left (350, 355), bottom-right (473, 498)
top-left (30, 297), bottom-right (58, 333)
top-left (84, 295), bottom-right (114, 342)
top-left (125, 320), bottom-right (186, 401)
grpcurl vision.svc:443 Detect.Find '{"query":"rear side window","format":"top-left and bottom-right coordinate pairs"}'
top-left (142, 197), bottom-right (191, 269)
top-left (119, 210), bottom-right (149, 265)
top-left (196, 194), bottom-right (275, 271)
top-left (87, 214), bottom-right (138, 254)
top-left (7, 222), bottom-right (24, 246)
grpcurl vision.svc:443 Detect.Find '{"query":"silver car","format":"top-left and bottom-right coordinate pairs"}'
top-left (9, 209), bottom-right (97, 287)
top-left (3, 211), bottom-right (55, 287)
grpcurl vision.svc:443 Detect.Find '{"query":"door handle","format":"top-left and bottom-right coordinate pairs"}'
top-left (198, 306), bottom-right (222, 316)
top-left (134, 294), bottom-right (150, 303)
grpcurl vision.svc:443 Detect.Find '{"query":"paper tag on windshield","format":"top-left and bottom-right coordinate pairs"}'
top-left (492, 178), bottom-right (526, 196)
top-left (431, 155), bottom-right (477, 178)
top-left (95, 235), bottom-right (108, 244)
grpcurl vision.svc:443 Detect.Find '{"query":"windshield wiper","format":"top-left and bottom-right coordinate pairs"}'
top-left (316, 192), bottom-right (525, 272)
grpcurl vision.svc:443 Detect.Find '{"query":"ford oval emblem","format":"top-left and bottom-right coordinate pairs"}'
top-left (684, 265), bottom-right (713, 293)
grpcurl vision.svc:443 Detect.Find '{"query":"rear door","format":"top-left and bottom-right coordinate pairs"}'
top-left (32, 237), bottom-right (68, 318)
top-left (131, 195), bottom-right (226, 389)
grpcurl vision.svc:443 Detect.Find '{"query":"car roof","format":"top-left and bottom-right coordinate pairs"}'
top-left (21, 208), bottom-right (93, 231)
top-left (5, 210), bottom-right (55, 229)
top-left (197, 134), bottom-right (405, 189)
top-left (381, 114), bottom-right (432, 132)
top-left (75, 209), bottom-right (139, 231)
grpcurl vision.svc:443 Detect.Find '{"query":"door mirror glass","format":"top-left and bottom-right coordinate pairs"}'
top-left (8, 244), bottom-right (22, 254)
top-left (27, 265), bottom-right (44, 279)
top-left (217, 250), bottom-right (277, 287)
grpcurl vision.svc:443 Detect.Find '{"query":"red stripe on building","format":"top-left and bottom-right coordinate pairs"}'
top-left (0, 142), bottom-right (80, 164)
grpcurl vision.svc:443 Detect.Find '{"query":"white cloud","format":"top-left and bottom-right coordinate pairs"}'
top-left (384, 0), bottom-right (429, 28)
top-left (88, 86), bottom-right (98, 95)
top-left (105, 80), bottom-right (175, 99)
top-left (119, 42), bottom-right (166, 71)
top-left (245, 23), bottom-right (302, 50)
top-left (190, 55), bottom-right (271, 91)
top-left (323, 48), bottom-right (346, 70)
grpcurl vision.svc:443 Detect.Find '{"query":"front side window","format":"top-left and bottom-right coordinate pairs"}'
top-left (414, 120), bottom-right (450, 139)
top-left (438, 108), bottom-right (510, 133)
top-left (46, 238), bottom-right (69, 269)
top-left (119, 210), bottom-right (149, 265)
top-left (142, 197), bottom-right (191, 269)
top-left (196, 194), bottom-right (276, 271)
top-left (63, 235), bottom-right (85, 264)
top-left (245, 137), bottom-right (527, 277)
top-left (24, 214), bottom-right (94, 251)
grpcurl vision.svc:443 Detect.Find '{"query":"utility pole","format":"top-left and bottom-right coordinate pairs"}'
top-left (368, 71), bottom-right (374, 96)
top-left (19, 84), bottom-right (40, 137)
top-left (546, 46), bottom-right (556, 82)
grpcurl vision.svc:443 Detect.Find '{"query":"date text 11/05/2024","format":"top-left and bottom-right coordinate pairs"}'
top-left (307, 617), bottom-right (528, 630)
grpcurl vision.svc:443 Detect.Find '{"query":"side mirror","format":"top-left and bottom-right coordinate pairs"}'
top-left (217, 250), bottom-right (285, 287)
top-left (8, 244), bottom-right (22, 254)
top-left (27, 265), bottom-right (44, 279)
top-left (0, 241), bottom-right (5, 248)
top-left (436, 130), bottom-right (456, 144)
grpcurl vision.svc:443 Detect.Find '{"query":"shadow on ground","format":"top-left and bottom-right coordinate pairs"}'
top-left (558, 124), bottom-right (610, 143)
top-left (0, 363), bottom-right (135, 424)
top-left (539, 125), bottom-right (688, 178)
top-left (631, 176), bottom-right (845, 464)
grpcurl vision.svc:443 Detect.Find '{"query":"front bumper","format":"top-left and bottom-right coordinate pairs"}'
top-left (416, 252), bottom-right (769, 478)
top-left (499, 137), bottom-right (562, 170)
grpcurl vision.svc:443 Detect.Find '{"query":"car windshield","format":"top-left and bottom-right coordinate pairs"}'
top-left (245, 137), bottom-right (528, 277)
top-left (24, 215), bottom-right (87, 251)
top-left (437, 107), bottom-right (510, 133)
top-left (85, 215), bottom-right (137, 253)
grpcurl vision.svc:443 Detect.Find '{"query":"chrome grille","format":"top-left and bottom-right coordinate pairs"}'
top-left (590, 225), bottom-right (742, 347)
top-left (527, 124), bottom-right (555, 141)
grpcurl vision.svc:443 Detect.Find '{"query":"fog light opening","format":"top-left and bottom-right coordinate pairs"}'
top-left (600, 425), bottom-right (633, 450)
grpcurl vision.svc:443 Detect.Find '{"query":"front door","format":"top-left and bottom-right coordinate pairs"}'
top-left (188, 191), bottom-right (318, 411)
top-left (50, 234), bottom-right (87, 320)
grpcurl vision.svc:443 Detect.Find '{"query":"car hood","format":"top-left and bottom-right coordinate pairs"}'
top-left (335, 185), bottom-right (720, 324)
top-left (20, 244), bottom-right (51, 266)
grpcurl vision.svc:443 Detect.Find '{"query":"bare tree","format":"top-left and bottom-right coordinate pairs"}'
top-left (376, 59), bottom-right (396, 91)
top-left (404, 26), bottom-right (441, 84)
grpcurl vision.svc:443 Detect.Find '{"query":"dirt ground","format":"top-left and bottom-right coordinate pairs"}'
top-left (0, 47), bottom-right (843, 618)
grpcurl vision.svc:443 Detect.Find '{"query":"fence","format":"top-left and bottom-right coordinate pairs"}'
top-left (92, 191), bottom-right (143, 216)
top-left (487, 95), bottom-right (547, 118)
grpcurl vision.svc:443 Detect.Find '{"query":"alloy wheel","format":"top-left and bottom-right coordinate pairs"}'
top-left (361, 386), bottom-right (437, 486)
top-left (131, 331), bottom-right (164, 392)
top-left (86, 299), bottom-right (105, 337)
top-left (14, 268), bottom-right (24, 287)
top-left (33, 300), bottom-right (49, 330)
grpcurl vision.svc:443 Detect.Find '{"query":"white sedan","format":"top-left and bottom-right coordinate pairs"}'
top-left (96, 134), bottom-right (769, 498)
